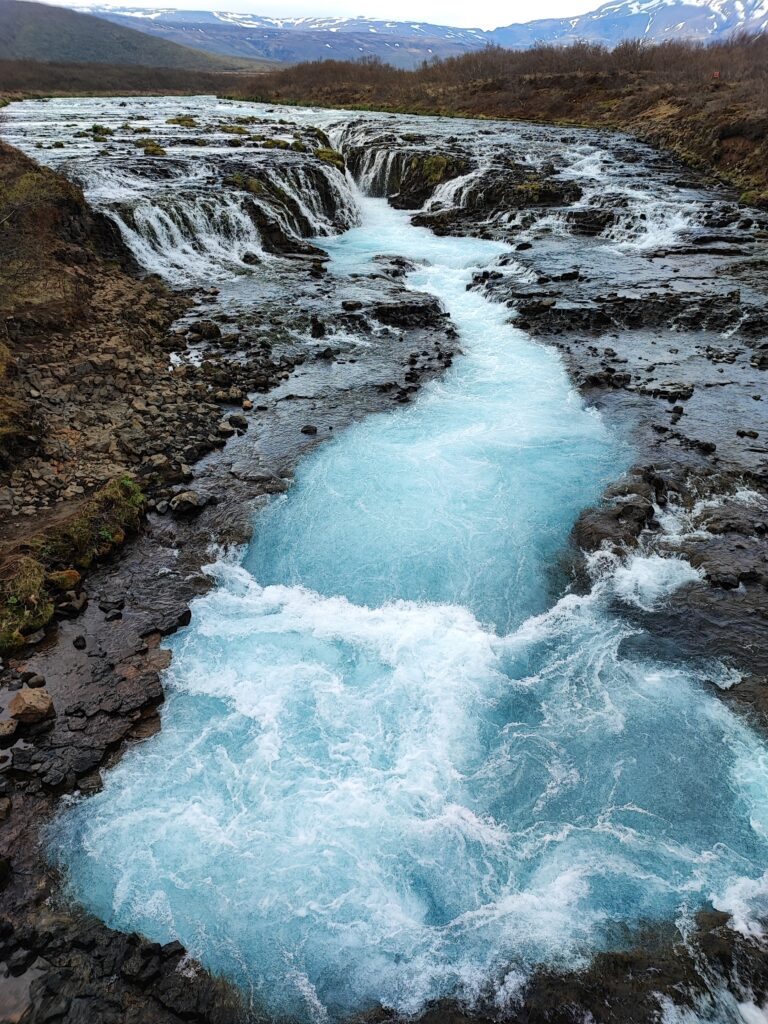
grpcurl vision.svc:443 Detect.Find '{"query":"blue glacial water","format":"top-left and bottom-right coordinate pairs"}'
top-left (50, 197), bottom-right (768, 1021)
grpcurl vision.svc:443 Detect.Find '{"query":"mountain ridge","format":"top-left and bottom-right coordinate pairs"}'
top-left (71, 0), bottom-right (768, 68)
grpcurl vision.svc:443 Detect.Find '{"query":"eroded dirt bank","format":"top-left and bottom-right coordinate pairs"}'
top-left (1, 100), bottom-right (768, 1024)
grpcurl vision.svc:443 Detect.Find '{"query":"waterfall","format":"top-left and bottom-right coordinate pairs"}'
top-left (110, 193), bottom-right (268, 283)
top-left (102, 160), bottom-right (360, 283)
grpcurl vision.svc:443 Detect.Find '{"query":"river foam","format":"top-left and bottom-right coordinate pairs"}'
top-left (44, 149), bottom-right (768, 1022)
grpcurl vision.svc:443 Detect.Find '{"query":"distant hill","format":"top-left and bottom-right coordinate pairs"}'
top-left (74, 1), bottom-right (768, 69)
top-left (0, 1), bottom-right (277, 69)
top-left (72, 8), bottom-right (486, 68)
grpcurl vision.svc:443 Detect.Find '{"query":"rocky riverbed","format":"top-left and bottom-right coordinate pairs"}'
top-left (1, 98), bottom-right (768, 1024)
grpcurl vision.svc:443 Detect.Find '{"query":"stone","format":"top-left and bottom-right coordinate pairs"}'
top-left (47, 569), bottom-right (82, 592)
top-left (7, 947), bottom-right (35, 976)
top-left (0, 720), bottom-right (18, 742)
top-left (169, 490), bottom-right (207, 517)
top-left (227, 413), bottom-right (248, 431)
top-left (8, 688), bottom-right (55, 723)
top-left (193, 319), bottom-right (221, 340)
top-left (73, 634), bottom-right (87, 650)
top-left (300, 424), bottom-right (318, 435)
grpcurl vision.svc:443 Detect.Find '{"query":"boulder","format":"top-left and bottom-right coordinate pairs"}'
top-left (227, 413), bottom-right (248, 431)
top-left (8, 687), bottom-right (55, 723)
top-left (169, 490), bottom-right (208, 517)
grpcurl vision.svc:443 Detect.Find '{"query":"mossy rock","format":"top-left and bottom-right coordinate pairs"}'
top-left (315, 147), bottom-right (345, 172)
top-left (135, 139), bottom-right (166, 157)
top-left (739, 189), bottom-right (768, 208)
top-left (0, 555), bottom-right (54, 652)
top-left (0, 477), bottom-right (146, 655)
top-left (420, 154), bottom-right (454, 184)
top-left (225, 173), bottom-right (263, 195)
top-left (46, 568), bottom-right (82, 592)
top-left (308, 127), bottom-right (332, 148)
top-left (166, 115), bottom-right (198, 128)
top-left (34, 475), bottom-right (145, 569)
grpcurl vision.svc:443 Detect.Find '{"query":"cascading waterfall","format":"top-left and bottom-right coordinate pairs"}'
top-left (111, 193), bottom-right (268, 282)
top-left (47, 181), bottom-right (768, 1024)
top-left (103, 160), bottom-right (359, 283)
top-left (105, 161), bottom-right (358, 283)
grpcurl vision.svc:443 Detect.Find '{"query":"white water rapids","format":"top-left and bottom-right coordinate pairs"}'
top-left (3, 97), bottom-right (768, 1024)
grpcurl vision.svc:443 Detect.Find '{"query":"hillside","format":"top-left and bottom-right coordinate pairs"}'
top-left (73, 1), bottom-right (768, 67)
top-left (74, 8), bottom-right (486, 68)
top-left (0, 1), bottom-right (276, 70)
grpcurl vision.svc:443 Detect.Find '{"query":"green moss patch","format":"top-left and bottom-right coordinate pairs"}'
top-left (0, 555), bottom-right (53, 652)
top-left (315, 147), bottom-right (346, 171)
top-left (134, 138), bottom-right (167, 156)
top-left (0, 477), bottom-right (146, 654)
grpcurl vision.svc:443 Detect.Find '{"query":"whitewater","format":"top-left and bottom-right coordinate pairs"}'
top-left (7, 101), bottom-right (760, 1022)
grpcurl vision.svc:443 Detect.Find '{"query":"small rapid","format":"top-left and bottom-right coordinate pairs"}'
top-left (47, 186), bottom-right (768, 1023)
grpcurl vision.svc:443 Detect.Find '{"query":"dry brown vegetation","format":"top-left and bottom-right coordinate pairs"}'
top-left (240, 34), bottom-right (768, 201)
top-left (0, 58), bottom-right (260, 101)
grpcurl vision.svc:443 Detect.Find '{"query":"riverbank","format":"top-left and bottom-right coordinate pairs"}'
top-left (0, 60), bottom-right (261, 105)
top-left (2, 98), bottom-right (768, 1024)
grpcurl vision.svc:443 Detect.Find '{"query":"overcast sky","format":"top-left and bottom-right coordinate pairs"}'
top-left (55, 0), bottom-right (600, 30)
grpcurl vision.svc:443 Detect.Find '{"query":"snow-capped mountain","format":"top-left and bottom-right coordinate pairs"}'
top-left (494, 0), bottom-right (768, 47)
top-left (74, 0), bottom-right (768, 68)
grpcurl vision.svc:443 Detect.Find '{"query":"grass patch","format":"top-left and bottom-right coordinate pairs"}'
top-left (0, 555), bottom-right (53, 652)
